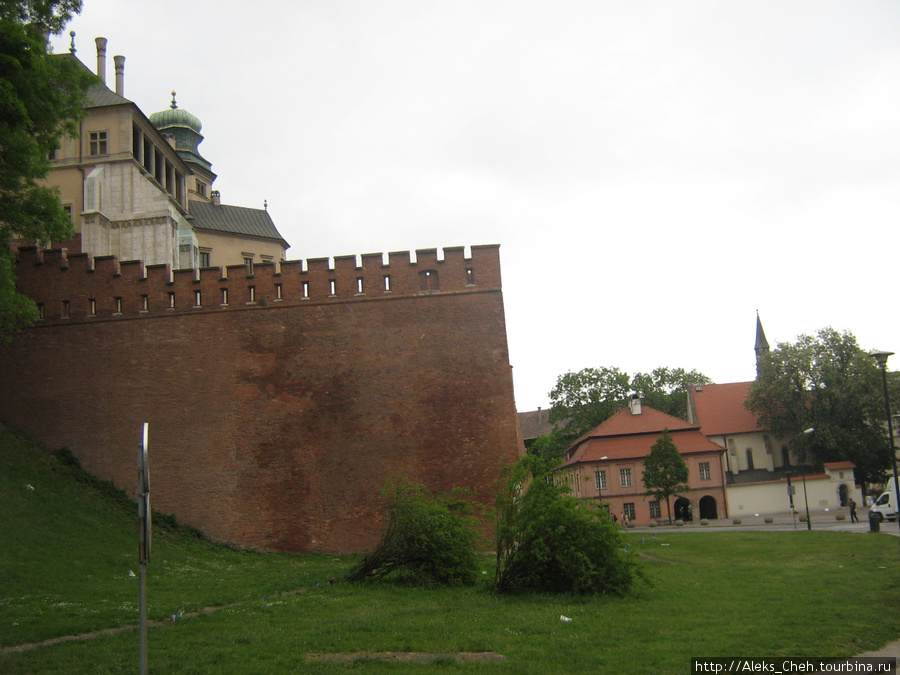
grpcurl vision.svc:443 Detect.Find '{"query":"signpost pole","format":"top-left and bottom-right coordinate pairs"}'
top-left (138, 423), bottom-right (150, 675)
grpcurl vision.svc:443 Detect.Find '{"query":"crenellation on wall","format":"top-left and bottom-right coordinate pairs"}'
top-left (0, 242), bottom-right (521, 552)
top-left (14, 244), bottom-right (501, 323)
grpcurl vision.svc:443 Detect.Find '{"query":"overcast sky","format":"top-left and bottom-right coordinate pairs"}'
top-left (52, 1), bottom-right (900, 411)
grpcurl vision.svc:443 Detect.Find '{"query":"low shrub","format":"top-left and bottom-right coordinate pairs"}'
top-left (494, 455), bottom-right (646, 595)
top-left (345, 476), bottom-right (482, 586)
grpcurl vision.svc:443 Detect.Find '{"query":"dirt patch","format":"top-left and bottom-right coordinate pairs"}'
top-left (306, 652), bottom-right (505, 664)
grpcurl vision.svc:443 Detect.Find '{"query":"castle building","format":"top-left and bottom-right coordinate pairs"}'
top-left (41, 37), bottom-right (288, 270)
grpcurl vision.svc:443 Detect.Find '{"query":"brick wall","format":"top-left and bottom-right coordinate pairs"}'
top-left (0, 245), bottom-right (522, 552)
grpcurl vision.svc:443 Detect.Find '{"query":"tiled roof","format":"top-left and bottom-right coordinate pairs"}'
top-left (60, 53), bottom-right (131, 108)
top-left (688, 382), bottom-right (763, 436)
top-left (824, 461), bottom-right (856, 470)
top-left (189, 201), bottom-right (288, 247)
top-left (562, 404), bottom-right (724, 466)
top-left (563, 429), bottom-right (725, 466)
top-left (517, 409), bottom-right (553, 440)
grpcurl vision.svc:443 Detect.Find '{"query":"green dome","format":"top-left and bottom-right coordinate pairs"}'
top-left (149, 92), bottom-right (202, 133)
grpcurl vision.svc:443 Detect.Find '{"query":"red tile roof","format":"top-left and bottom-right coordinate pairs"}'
top-left (824, 461), bottom-right (856, 470)
top-left (689, 381), bottom-right (763, 436)
top-left (562, 404), bottom-right (725, 466)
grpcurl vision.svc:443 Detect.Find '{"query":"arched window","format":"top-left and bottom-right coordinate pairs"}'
top-left (745, 449), bottom-right (755, 471)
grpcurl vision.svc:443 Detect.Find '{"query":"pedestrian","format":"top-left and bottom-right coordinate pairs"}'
top-left (849, 498), bottom-right (858, 523)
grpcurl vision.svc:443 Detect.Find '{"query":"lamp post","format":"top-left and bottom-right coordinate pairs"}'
top-left (869, 350), bottom-right (900, 545)
top-left (799, 428), bottom-right (814, 531)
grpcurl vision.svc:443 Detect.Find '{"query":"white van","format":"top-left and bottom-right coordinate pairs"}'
top-left (870, 479), bottom-right (900, 522)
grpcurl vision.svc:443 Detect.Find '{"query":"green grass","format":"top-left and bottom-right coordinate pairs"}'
top-left (1, 424), bottom-right (899, 673)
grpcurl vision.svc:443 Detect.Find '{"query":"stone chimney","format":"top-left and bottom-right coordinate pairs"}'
top-left (95, 37), bottom-right (107, 84)
top-left (211, 190), bottom-right (221, 206)
top-left (629, 395), bottom-right (642, 415)
top-left (114, 55), bottom-right (125, 96)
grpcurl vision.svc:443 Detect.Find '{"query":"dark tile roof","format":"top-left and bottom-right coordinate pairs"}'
top-left (517, 409), bottom-right (553, 440)
top-left (189, 200), bottom-right (288, 247)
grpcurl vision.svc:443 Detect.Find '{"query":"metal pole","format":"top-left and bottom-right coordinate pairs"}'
top-left (877, 363), bottom-right (900, 546)
top-left (801, 473), bottom-right (812, 531)
top-left (139, 560), bottom-right (147, 675)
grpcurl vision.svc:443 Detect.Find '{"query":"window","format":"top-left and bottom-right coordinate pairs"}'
top-left (114, 297), bottom-right (123, 315)
top-left (168, 292), bottom-right (175, 309)
top-left (356, 277), bottom-right (364, 294)
top-left (384, 275), bottom-right (392, 292)
top-left (419, 269), bottom-right (439, 292)
top-left (466, 267), bottom-right (475, 285)
top-left (141, 295), bottom-right (149, 312)
top-left (745, 449), bottom-right (754, 471)
top-left (301, 281), bottom-right (310, 299)
top-left (37, 303), bottom-right (44, 320)
top-left (594, 469), bottom-right (607, 491)
top-left (221, 289), bottom-right (229, 306)
top-left (623, 503), bottom-right (636, 521)
top-left (193, 290), bottom-right (201, 307)
top-left (248, 286), bottom-right (256, 303)
top-left (699, 462), bottom-right (711, 480)
top-left (62, 300), bottom-right (70, 319)
top-left (329, 279), bottom-right (336, 296)
top-left (649, 501), bottom-right (661, 519)
top-left (89, 131), bottom-right (108, 156)
top-left (620, 468), bottom-right (632, 488)
top-left (275, 283), bottom-right (282, 301)
top-left (88, 298), bottom-right (96, 316)
top-left (199, 251), bottom-right (211, 268)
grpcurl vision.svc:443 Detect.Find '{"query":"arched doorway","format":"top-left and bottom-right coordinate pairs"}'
top-left (699, 495), bottom-right (718, 520)
top-left (674, 497), bottom-right (692, 522)
top-left (838, 484), bottom-right (848, 506)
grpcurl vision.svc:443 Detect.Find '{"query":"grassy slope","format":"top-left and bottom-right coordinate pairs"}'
top-left (2, 425), bottom-right (900, 674)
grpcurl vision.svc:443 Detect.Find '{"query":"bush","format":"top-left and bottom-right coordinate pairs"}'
top-left (494, 456), bottom-right (645, 595)
top-left (345, 476), bottom-right (482, 586)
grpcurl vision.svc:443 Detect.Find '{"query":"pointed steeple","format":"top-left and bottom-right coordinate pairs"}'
top-left (755, 311), bottom-right (769, 377)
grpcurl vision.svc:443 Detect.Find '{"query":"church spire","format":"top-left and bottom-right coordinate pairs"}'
top-left (755, 311), bottom-right (769, 377)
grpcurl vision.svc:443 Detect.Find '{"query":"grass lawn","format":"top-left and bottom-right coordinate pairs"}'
top-left (2, 426), bottom-right (899, 673)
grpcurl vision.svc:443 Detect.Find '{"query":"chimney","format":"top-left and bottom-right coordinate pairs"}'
top-left (114, 55), bottom-right (125, 96)
top-left (629, 395), bottom-right (642, 416)
top-left (211, 190), bottom-right (221, 206)
top-left (95, 37), bottom-right (107, 84)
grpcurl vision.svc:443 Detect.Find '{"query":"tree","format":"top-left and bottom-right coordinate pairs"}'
top-left (494, 455), bottom-right (645, 595)
top-left (746, 327), bottom-right (898, 486)
top-left (345, 476), bottom-right (482, 586)
top-left (537, 365), bottom-right (711, 458)
top-left (0, 0), bottom-right (94, 340)
top-left (642, 429), bottom-right (689, 523)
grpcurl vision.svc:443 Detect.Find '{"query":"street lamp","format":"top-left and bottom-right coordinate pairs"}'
top-left (869, 350), bottom-right (900, 545)
top-left (798, 428), bottom-right (814, 531)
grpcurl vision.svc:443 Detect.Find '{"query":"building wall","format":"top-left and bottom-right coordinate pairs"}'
top-left (561, 451), bottom-right (728, 525)
top-left (195, 229), bottom-right (287, 268)
top-left (726, 474), bottom-right (862, 517)
top-left (1, 245), bottom-right (521, 553)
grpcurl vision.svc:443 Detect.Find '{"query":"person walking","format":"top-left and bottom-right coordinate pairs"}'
top-left (849, 498), bottom-right (858, 523)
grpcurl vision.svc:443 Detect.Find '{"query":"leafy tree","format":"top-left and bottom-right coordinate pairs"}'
top-left (538, 365), bottom-right (711, 458)
top-left (345, 476), bottom-right (482, 586)
top-left (642, 429), bottom-right (689, 523)
top-left (494, 455), bottom-right (645, 595)
top-left (631, 367), bottom-right (712, 420)
top-left (746, 327), bottom-right (898, 486)
top-left (0, 0), bottom-right (94, 340)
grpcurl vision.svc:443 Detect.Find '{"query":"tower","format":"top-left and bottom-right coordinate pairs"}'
top-left (754, 312), bottom-right (769, 377)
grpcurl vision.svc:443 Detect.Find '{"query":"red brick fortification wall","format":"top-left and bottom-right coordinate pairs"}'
top-left (0, 246), bottom-right (522, 552)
